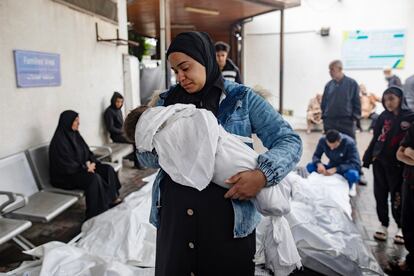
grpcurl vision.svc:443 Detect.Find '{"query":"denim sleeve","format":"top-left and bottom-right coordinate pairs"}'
top-left (248, 90), bottom-right (302, 186)
top-left (136, 150), bottom-right (160, 168)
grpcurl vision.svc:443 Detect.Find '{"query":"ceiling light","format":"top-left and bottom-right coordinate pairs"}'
top-left (171, 24), bottom-right (196, 29)
top-left (184, 6), bottom-right (220, 16)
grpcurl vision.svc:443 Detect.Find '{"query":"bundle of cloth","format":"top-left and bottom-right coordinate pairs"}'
top-left (135, 103), bottom-right (302, 274)
top-left (135, 103), bottom-right (293, 217)
top-left (283, 172), bottom-right (384, 276)
top-left (15, 176), bottom-right (157, 276)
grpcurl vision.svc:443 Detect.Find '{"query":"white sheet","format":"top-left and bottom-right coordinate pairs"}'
top-left (16, 172), bottom-right (383, 276)
top-left (285, 172), bottom-right (383, 276)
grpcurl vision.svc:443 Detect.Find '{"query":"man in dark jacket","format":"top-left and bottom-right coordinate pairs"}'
top-left (321, 60), bottom-right (361, 139)
top-left (104, 92), bottom-right (127, 143)
top-left (307, 129), bottom-right (361, 195)
top-left (215, 41), bottom-right (242, 84)
top-left (384, 67), bottom-right (402, 88)
top-left (404, 74), bottom-right (414, 110)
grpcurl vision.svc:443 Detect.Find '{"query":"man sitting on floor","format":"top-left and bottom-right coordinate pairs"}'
top-left (306, 129), bottom-right (361, 196)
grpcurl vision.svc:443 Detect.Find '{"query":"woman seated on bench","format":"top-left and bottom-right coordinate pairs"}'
top-left (49, 110), bottom-right (122, 220)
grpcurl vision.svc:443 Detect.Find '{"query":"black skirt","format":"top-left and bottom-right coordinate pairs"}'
top-left (53, 163), bottom-right (121, 219)
top-left (155, 174), bottom-right (256, 276)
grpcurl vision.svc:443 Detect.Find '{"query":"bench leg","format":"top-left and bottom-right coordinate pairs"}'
top-left (12, 234), bottom-right (36, 251)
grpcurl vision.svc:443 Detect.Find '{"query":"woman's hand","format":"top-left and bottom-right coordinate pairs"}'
top-left (325, 167), bottom-right (337, 176)
top-left (224, 170), bottom-right (266, 200)
top-left (86, 161), bottom-right (96, 173)
top-left (404, 147), bottom-right (414, 160)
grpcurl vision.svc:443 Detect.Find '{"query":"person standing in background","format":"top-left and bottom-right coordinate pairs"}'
top-left (215, 41), bottom-right (243, 84)
top-left (404, 74), bottom-right (414, 111)
top-left (384, 67), bottom-right (402, 88)
top-left (321, 60), bottom-right (361, 140)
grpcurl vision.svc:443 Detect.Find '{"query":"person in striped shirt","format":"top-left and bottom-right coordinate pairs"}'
top-left (215, 41), bottom-right (242, 84)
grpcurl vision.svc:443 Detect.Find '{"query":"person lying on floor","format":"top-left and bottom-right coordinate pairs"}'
top-left (49, 110), bottom-right (122, 220)
top-left (306, 129), bottom-right (361, 196)
top-left (124, 103), bottom-right (291, 217)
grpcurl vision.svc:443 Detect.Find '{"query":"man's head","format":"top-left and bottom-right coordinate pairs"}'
top-left (325, 129), bottom-right (341, 150)
top-left (215, 41), bottom-right (230, 70)
top-left (329, 60), bottom-right (344, 81)
top-left (123, 106), bottom-right (150, 143)
top-left (383, 67), bottom-right (393, 79)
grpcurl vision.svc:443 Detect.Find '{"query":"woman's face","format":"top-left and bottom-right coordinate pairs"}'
top-left (383, 93), bottom-right (401, 113)
top-left (72, 116), bottom-right (80, 131)
top-left (168, 52), bottom-right (206, 93)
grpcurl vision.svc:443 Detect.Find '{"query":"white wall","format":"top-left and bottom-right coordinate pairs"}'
top-left (243, 0), bottom-right (414, 129)
top-left (0, 0), bottom-right (128, 158)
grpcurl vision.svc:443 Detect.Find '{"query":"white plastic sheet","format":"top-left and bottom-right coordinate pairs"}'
top-left (15, 171), bottom-right (383, 276)
top-left (286, 172), bottom-right (384, 276)
top-left (76, 181), bottom-right (156, 267)
top-left (21, 178), bottom-right (157, 276)
top-left (25, 242), bottom-right (154, 276)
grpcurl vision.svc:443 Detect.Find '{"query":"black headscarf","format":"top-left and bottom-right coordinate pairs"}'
top-left (164, 32), bottom-right (224, 116)
top-left (49, 110), bottom-right (94, 178)
top-left (382, 86), bottom-right (410, 111)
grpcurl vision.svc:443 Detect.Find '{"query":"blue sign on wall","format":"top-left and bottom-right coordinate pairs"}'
top-left (14, 50), bottom-right (61, 88)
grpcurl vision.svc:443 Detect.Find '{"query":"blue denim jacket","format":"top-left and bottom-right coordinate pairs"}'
top-left (137, 80), bottom-right (302, 238)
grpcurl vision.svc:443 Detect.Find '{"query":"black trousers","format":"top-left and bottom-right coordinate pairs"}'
top-left (111, 134), bottom-right (129, 144)
top-left (155, 175), bottom-right (256, 276)
top-left (373, 159), bottom-right (403, 228)
top-left (323, 118), bottom-right (356, 140)
top-left (55, 163), bottom-right (121, 219)
top-left (402, 178), bottom-right (414, 268)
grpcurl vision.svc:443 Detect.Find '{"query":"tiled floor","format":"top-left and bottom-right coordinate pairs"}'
top-left (0, 130), bottom-right (407, 274)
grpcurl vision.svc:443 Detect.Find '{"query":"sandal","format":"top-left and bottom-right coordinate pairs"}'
top-left (373, 226), bottom-right (388, 241)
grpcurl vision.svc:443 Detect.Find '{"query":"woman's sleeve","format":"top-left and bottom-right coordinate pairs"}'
top-left (247, 91), bottom-right (302, 187)
top-left (52, 145), bottom-right (84, 174)
top-left (137, 150), bottom-right (161, 168)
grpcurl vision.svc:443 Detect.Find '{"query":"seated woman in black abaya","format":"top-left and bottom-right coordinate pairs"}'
top-left (49, 110), bottom-right (122, 220)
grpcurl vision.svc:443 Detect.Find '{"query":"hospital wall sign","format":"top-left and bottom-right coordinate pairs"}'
top-left (14, 50), bottom-right (61, 88)
top-left (342, 29), bottom-right (406, 70)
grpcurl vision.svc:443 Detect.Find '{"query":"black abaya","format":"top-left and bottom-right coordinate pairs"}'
top-left (49, 110), bottom-right (121, 219)
top-left (155, 32), bottom-right (256, 276)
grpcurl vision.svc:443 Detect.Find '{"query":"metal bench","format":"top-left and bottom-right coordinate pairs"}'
top-left (26, 144), bottom-right (84, 198)
top-left (92, 143), bottom-right (134, 164)
top-left (0, 191), bottom-right (32, 250)
top-left (26, 144), bottom-right (121, 200)
top-left (0, 153), bottom-right (77, 223)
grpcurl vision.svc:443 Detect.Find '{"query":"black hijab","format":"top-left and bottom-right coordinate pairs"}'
top-left (49, 110), bottom-right (93, 177)
top-left (165, 31), bottom-right (224, 116)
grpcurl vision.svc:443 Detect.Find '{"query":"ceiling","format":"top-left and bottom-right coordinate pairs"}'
top-left (127, 0), bottom-right (301, 42)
